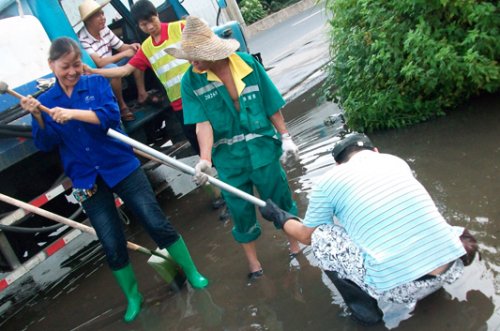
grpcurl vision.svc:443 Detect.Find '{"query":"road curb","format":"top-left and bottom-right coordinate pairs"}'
top-left (244, 0), bottom-right (320, 38)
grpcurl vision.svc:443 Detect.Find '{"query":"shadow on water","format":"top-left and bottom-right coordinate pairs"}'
top-left (1, 87), bottom-right (498, 331)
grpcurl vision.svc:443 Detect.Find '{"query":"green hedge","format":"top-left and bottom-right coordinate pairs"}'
top-left (240, 0), bottom-right (267, 24)
top-left (323, 0), bottom-right (500, 131)
top-left (239, 0), bottom-right (301, 24)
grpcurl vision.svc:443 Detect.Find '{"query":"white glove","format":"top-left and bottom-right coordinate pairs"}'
top-left (194, 159), bottom-right (213, 186)
top-left (280, 133), bottom-right (299, 163)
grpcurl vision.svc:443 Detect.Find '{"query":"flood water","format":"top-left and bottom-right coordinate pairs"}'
top-left (1, 87), bottom-right (498, 331)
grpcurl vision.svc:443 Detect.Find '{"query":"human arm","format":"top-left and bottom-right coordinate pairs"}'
top-left (133, 69), bottom-right (148, 102)
top-left (50, 107), bottom-right (100, 125)
top-left (88, 48), bottom-right (135, 68)
top-left (180, 70), bottom-right (215, 183)
top-left (196, 121), bottom-right (214, 164)
top-left (259, 199), bottom-right (316, 245)
top-left (20, 95), bottom-right (62, 150)
top-left (20, 95), bottom-right (45, 128)
top-left (193, 121), bottom-right (214, 185)
top-left (284, 221), bottom-right (316, 245)
top-left (118, 42), bottom-right (140, 52)
top-left (270, 110), bottom-right (299, 162)
top-left (247, 53), bottom-right (298, 162)
top-left (79, 27), bottom-right (135, 68)
top-left (84, 63), bottom-right (136, 78)
top-left (269, 110), bottom-right (288, 135)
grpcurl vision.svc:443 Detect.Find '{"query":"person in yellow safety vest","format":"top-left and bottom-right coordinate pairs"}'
top-left (85, 0), bottom-right (228, 215)
top-left (84, 0), bottom-right (195, 152)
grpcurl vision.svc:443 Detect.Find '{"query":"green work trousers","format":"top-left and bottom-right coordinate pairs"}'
top-left (218, 160), bottom-right (297, 243)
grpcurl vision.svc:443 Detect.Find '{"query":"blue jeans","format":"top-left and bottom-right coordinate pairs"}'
top-left (82, 168), bottom-right (179, 270)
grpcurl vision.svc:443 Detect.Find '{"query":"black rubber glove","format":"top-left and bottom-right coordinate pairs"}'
top-left (259, 199), bottom-right (300, 229)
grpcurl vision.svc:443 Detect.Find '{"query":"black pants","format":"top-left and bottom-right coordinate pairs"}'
top-left (324, 270), bottom-right (383, 326)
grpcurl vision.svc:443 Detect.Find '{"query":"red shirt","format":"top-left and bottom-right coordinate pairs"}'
top-left (129, 23), bottom-right (184, 111)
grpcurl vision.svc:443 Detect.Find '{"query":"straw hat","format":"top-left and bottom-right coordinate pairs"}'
top-left (164, 16), bottom-right (240, 62)
top-left (79, 0), bottom-right (110, 22)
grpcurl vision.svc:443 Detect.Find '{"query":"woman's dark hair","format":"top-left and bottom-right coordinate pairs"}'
top-left (49, 37), bottom-right (81, 62)
top-left (131, 0), bottom-right (158, 23)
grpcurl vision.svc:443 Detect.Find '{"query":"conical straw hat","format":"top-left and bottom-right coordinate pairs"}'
top-left (165, 16), bottom-right (240, 62)
top-left (79, 0), bottom-right (110, 22)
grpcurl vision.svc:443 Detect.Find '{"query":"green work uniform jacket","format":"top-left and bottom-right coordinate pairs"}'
top-left (182, 52), bottom-right (285, 173)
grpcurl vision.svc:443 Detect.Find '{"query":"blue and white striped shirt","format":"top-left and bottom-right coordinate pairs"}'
top-left (303, 150), bottom-right (465, 291)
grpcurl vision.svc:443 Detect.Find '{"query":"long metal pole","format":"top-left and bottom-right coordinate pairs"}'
top-left (0, 193), bottom-right (169, 260)
top-left (0, 82), bottom-right (266, 208)
top-left (107, 129), bottom-right (267, 207)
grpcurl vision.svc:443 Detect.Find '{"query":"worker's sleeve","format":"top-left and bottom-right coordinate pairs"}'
top-left (181, 73), bottom-right (208, 125)
top-left (31, 112), bottom-right (62, 152)
top-left (90, 75), bottom-right (121, 131)
top-left (128, 48), bottom-right (150, 71)
top-left (253, 57), bottom-right (285, 117)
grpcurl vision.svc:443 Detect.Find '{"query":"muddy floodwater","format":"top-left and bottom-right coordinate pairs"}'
top-left (1, 88), bottom-right (499, 331)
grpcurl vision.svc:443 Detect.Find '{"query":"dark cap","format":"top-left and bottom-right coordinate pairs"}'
top-left (331, 132), bottom-right (374, 162)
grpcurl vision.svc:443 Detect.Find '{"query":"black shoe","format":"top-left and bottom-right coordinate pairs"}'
top-left (219, 206), bottom-right (231, 221)
top-left (212, 197), bottom-right (225, 209)
top-left (247, 269), bottom-right (264, 280)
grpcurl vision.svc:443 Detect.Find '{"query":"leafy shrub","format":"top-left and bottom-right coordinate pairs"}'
top-left (240, 0), bottom-right (267, 24)
top-left (261, 0), bottom-right (301, 13)
top-left (323, 0), bottom-right (500, 131)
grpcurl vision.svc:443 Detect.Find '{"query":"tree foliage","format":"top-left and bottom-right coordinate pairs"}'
top-left (323, 0), bottom-right (500, 131)
top-left (240, 0), bottom-right (267, 24)
top-left (239, 0), bottom-right (301, 24)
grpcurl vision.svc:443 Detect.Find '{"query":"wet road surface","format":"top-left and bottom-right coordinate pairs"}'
top-left (1, 86), bottom-right (498, 330)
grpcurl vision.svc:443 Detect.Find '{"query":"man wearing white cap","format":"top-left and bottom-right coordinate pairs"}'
top-left (165, 16), bottom-right (301, 280)
top-left (78, 0), bottom-right (145, 121)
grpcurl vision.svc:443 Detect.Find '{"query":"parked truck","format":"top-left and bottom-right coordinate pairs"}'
top-left (0, 0), bottom-right (252, 320)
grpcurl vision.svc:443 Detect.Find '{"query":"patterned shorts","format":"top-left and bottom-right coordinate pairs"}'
top-left (311, 224), bottom-right (464, 328)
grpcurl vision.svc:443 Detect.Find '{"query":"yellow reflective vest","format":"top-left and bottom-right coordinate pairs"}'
top-left (141, 21), bottom-right (190, 102)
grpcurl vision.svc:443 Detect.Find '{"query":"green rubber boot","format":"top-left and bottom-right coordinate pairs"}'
top-left (168, 237), bottom-right (209, 288)
top-left (112, 263), bottom-right (144, 323)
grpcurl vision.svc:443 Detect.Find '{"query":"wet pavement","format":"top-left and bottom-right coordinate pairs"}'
top-left (1, 85), bottom-right (499, 330)
top-left (1, 5), bottom-right (499, 329)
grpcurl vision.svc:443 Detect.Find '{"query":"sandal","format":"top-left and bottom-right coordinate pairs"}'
top-left (120, 108), bottom-right (135, 121)
top-left (137, 91), bottom-right (163, 106)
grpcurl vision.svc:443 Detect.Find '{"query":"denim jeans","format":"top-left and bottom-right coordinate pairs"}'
top-left (82, 168), bottom-right (179, 270)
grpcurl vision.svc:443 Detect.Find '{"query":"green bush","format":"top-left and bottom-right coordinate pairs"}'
top-left (240, 0), bottom-right (267, 24)
top-left (262, 0), bottom-right (301, 13)
top-left (323, 0), bottom-right (500, 131)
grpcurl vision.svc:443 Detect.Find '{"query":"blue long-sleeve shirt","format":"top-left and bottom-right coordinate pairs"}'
top-left (33, 74), bottom-right (139, 189)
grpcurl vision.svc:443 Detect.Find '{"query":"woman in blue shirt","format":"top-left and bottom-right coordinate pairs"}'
top-left (20, 37), bottom-right (208, 323)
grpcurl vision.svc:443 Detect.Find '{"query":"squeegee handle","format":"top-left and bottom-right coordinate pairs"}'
top-left (4, 86), bottom-right (265, 207)
top-left (6, 89), bottom-right (52, 114)
top-left (0, 193), bottom-right (159, 259)
top-left (107, 129), bottom-right (267, 208)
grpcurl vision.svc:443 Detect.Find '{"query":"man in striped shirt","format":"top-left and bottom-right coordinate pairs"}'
top-left (260, 132), bottom-right (467, 327)
top-left (83, 0), bottom-right (197, 150)
top-left (78, 0), bottom-right (145, 121)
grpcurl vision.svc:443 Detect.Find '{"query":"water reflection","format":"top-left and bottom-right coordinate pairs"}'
top-left (1, 90), bottom-right (498, 331)
top-left (284, 90), bottom-right (499, 330)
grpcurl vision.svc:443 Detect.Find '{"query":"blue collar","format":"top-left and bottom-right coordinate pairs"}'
top-left (51, 75), bottom-right (91, 99)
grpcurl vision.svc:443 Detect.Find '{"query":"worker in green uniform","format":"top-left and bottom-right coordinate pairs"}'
top-left (166, 16), bottom-right (300, 279)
